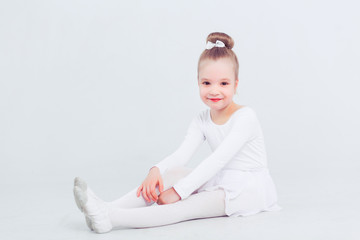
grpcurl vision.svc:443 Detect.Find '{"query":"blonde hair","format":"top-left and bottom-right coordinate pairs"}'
top-left (197, 32), bottom-right (239, 81)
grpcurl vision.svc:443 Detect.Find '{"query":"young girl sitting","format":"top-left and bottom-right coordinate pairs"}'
top-left (73, 31), bottom-right (282, 233)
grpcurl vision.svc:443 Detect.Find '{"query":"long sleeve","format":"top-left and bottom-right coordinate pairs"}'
top-left (152, 115), bottom-right (206, 175)
top-left (172, 109), bottom-right (258, 200)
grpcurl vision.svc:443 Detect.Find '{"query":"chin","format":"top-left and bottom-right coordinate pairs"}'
top-left (208, 104), bottom-right (223, 109)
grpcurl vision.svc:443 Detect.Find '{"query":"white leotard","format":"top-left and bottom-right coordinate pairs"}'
top-left (153, 106), bottom-right (282, 217)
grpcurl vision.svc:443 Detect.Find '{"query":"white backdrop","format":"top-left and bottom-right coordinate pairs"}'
top-left (1, 0), bottom-right (359, 239)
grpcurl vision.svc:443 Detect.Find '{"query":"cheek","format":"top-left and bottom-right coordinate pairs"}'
top-left (199, 88), bottom-right (207, 96)
top-left (225, 89), bottom-right (235, 97)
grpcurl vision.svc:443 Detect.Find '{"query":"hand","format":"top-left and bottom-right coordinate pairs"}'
top-left (137, 167), bottom-right (164, 203)
top-left (157, 187), bottom-right (181, 205)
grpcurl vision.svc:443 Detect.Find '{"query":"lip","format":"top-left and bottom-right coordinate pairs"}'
top-left (209, 98), bottom-right (222, 102)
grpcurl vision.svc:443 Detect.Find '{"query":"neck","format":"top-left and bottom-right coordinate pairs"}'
top-left (210, 101), bottom-right (237, 118)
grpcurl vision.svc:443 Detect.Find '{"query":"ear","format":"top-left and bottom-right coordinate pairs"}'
top-left (234, 79), bottom-right (239, 93)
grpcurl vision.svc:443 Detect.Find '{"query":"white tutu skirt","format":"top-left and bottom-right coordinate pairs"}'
top-left (194, 168), bottom-right (282, 217)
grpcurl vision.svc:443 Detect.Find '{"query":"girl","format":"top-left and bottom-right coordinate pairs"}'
top-left (73, 32), bottom-right (282, 233)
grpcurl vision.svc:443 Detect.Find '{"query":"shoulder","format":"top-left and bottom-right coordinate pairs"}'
top-left (191, 108), bottom-right (209, 124)
top-left (235, 105), bottom-right (257, 117)
top-left (232, 106), bottom-right (260, 125)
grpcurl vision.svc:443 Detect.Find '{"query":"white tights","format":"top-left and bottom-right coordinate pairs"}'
top-left (105, 166), bottom-right (227, 229)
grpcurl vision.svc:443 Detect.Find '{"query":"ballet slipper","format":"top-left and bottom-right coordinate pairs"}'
top-left (73, 177), bottom-right (93, 231)
top-left (73, 186), bottom-right (112, 233)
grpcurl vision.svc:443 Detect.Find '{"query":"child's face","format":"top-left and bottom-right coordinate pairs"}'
top-left (198, 58), bottom-right (238, 111)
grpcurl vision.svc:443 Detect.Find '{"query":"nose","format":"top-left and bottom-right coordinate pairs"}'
top-left (209, 88), bottom-right (220, 97)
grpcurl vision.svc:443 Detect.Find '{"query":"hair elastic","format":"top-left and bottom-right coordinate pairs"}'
top-left (205, 40), bottom-right (225, 50)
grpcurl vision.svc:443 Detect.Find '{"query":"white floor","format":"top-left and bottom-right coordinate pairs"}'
top-left (2, 165), bottom-right (359, 240)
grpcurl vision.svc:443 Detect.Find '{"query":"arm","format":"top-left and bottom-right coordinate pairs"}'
top-left (151, 115), bottom-right (206, 175)
top-left (172, 109), bottom-right (259, 200)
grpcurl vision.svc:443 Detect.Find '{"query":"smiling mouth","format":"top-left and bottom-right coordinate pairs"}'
top-left (209, 98), bottom-right (222, 102)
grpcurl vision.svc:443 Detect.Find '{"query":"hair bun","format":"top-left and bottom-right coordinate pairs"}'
top-left (206, 32), bottom-right (234, 50)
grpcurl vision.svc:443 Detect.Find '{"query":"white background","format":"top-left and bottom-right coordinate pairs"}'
top-left (1, 0), bottom-right (359, 239)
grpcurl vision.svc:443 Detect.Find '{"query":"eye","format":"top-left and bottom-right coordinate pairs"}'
top-left (202, 82), bottom-right (210, 85)
top-left (221, 82), bottom-right (229, 85)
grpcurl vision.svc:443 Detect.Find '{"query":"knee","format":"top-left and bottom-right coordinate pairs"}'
top-left (161, 166), bottom-right (193, 189)
top-left (163, 166), bottom-right (192, 178)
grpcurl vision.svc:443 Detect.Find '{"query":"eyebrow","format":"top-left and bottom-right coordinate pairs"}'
top-left (200, 78), bottom-right (230, 82)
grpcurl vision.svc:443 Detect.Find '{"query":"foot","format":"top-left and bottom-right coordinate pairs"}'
top-left (73, 186), bottom-right (112, 233)
top-left (73, 177), bottom-right (93, 231)
top-left (74, 177), bottom-right (104, 202)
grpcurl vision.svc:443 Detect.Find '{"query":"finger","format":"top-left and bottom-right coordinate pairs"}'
top-left (145, 186), bottom-right (151, 203)
top-left (136, 185), bottom-right (142, 197)
top-left (159, 178), bottom-right (164, 193)
top-left (149, 185), bottom-right (155, 202)
top-left (147, 186), bottom-right (154, 203)
top-left (142, 187), bottom-right (150, 202)
top-left (150, 186), bottom-right (157, 202)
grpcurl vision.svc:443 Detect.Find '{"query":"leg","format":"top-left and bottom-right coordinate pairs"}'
top-left (108, 189), bottom-right (227, 229)
top-left (107, 166), bottom-right (193, 208)
top-left (74, 186), bottom-right (227, 232)
top-left (73, 166), bottom-right (193, 232)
